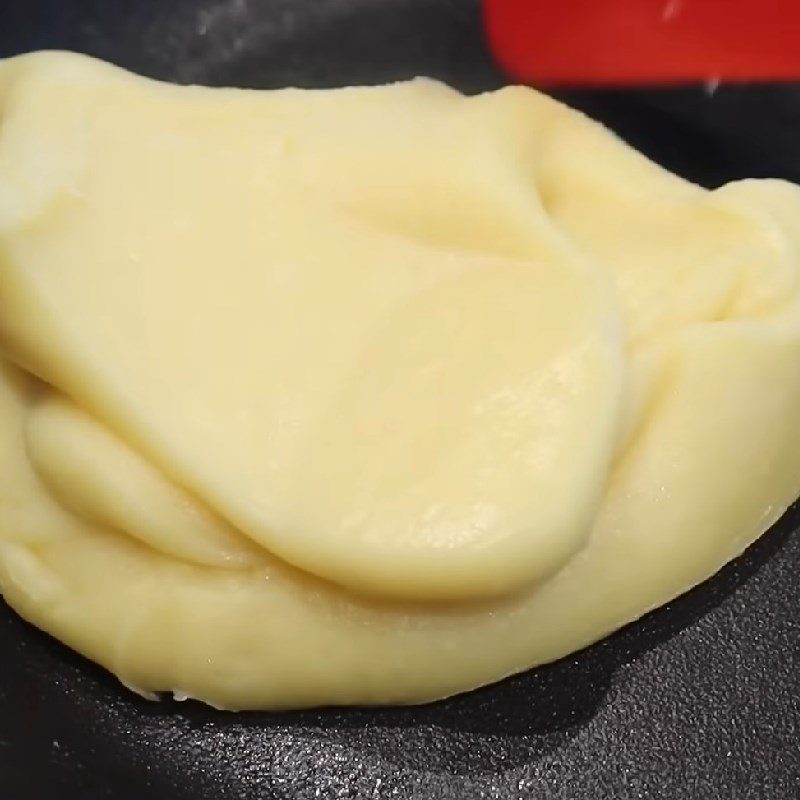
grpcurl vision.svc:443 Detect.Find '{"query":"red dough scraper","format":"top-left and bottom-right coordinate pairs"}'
top-left (484, 0), bottom-right (800, 86)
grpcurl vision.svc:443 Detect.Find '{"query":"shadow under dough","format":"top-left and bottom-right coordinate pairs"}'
top-left (1, 500), bottom-right (791, 780)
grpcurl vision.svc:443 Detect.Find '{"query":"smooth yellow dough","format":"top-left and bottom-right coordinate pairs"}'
top-left (1, 51), bottom-right (799, 709)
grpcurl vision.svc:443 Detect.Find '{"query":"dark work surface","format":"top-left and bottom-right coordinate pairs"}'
top-left (1, 2), bottom-right (799, 798)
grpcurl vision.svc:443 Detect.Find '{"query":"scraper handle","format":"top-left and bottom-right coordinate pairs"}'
top-left (484, 0), bottom-right (800, 86)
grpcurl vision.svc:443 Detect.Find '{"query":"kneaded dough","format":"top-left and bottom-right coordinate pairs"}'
top-left (1, 51), bottom-right (799, 709)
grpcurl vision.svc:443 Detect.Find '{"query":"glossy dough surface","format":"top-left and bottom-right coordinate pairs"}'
top-left (1, 52), bottom-right (799, 709)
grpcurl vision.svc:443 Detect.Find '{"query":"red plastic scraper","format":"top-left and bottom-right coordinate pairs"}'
top-left (485, 0), bottom-right (800, 86)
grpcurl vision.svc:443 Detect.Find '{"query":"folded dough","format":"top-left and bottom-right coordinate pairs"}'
top-left (1, 51), bottom-right (798, 709)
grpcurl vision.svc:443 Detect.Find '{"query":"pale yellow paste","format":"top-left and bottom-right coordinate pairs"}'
top-left (1, 51), bottom-right (799, 709)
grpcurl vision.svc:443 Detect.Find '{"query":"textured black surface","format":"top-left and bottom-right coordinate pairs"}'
top-left (1, 2), bottom-right (799, 798)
